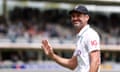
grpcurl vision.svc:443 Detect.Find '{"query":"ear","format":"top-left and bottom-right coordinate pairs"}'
top-left (85, 15), bottom-right (89, 21)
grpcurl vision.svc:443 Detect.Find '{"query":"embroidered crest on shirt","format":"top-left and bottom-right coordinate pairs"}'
top-left (91, 40), bottom-right (97, 46)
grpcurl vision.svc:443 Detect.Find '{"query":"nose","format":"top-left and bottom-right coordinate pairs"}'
top-left (72, 16), bottom-right (78, 20)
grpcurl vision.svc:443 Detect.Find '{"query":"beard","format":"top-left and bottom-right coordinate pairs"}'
top-left (73, 23), bottom-right (81, 29)
top-left (73, 22), bottom-right (83, 33)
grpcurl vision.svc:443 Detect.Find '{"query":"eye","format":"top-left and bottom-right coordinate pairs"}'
top-left (78, 14), bottom-right (84, 17)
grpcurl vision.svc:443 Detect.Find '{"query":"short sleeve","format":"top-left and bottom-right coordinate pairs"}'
top-left (86, 31), bottom-right (100, 53)
top-left (73, 49), bottom-right (77, 56)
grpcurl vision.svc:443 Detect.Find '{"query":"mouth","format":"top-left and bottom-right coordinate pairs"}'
top-left (73, 22), bottom-right (81, 25)
top-left (72, 20), bottom-right (81, 23)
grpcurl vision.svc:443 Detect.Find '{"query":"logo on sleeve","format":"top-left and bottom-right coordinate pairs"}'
top-left (91, 40), bottom-right (97, 46)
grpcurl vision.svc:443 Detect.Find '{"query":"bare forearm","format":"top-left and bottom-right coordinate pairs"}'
top-left (51, 54), bottom-right (77, 70)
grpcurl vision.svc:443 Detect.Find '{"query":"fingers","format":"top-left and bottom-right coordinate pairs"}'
top-left (42, 40), bottom-right (49, 48)
top-left (41, 40), bottom-right (48, 54)
top-left (41, 40), bottom-right (51, 50)
top-left (41, 40), bottom-right (53, 56)
top-left (41, 40), bottom-right (54, 58)
top-left (42, 40), bottom-right (48, 45)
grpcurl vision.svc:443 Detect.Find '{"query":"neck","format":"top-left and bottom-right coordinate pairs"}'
top-left (76, 28), bottom-right (81, 34)
top-left (76, 24), bottom-right (87, 34)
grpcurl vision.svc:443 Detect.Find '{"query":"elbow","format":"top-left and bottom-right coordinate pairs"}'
top-left (68, 62), bottom-right (77, 70)
top-left (68, 56), bottom-right (78, 70)
top-left (69, 66), bottom-right (76, 70)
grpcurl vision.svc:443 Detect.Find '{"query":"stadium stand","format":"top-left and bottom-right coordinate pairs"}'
top-left (0, 0), bottom-right (120, 72)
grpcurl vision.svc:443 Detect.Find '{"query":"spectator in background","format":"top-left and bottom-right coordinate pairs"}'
top-left (46, 23), bottom-right (59, 38)
top-left (7, 24), bottom-right (17, 43)
top-left (0, 24), bottom-right (7, 36)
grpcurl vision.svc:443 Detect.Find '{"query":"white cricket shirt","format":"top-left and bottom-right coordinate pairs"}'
top-left (73, 25), bottom-right (100, 72)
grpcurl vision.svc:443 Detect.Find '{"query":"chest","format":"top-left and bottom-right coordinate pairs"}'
top-left (76, 36), bottom-right (89, 53)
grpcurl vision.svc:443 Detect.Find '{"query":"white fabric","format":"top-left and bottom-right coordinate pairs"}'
top-left (73, 25), bottom-right (100, 72)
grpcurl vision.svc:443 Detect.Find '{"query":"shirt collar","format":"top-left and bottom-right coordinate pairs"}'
top-left (77, 25), bottom-right (90, 37)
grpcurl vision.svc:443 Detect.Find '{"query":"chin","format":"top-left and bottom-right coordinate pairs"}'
top-left (73, 23), bottom-right (82, 30)
top-left (74, 23), bottom-right (81, 27)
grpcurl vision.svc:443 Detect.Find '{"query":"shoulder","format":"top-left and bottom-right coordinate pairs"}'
top-left (85, 27), bottom-right (100, 40)
top-left (88, 27), bottom-right (99, 36)
top-left (88, 27), bottom-right (98, 34)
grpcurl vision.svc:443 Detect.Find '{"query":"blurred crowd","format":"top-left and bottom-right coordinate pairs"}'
top-left (0, 6), bottom-right (120, 67)
top-left (0, 7), bottom-right (74, 43)
top-left (0, 7), bottom-right (120, 44)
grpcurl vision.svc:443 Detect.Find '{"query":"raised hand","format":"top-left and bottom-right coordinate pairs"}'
top-left (41, 40), bottom-right (54, 58)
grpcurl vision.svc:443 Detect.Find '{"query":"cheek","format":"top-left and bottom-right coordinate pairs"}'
top-left (85, 16), bottom-right (89, 22)
top-left (81, 18), bottom-right (87, 22)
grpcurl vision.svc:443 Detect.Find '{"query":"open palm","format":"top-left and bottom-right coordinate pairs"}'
top-left (41, 40), bottom-right (54, 57)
